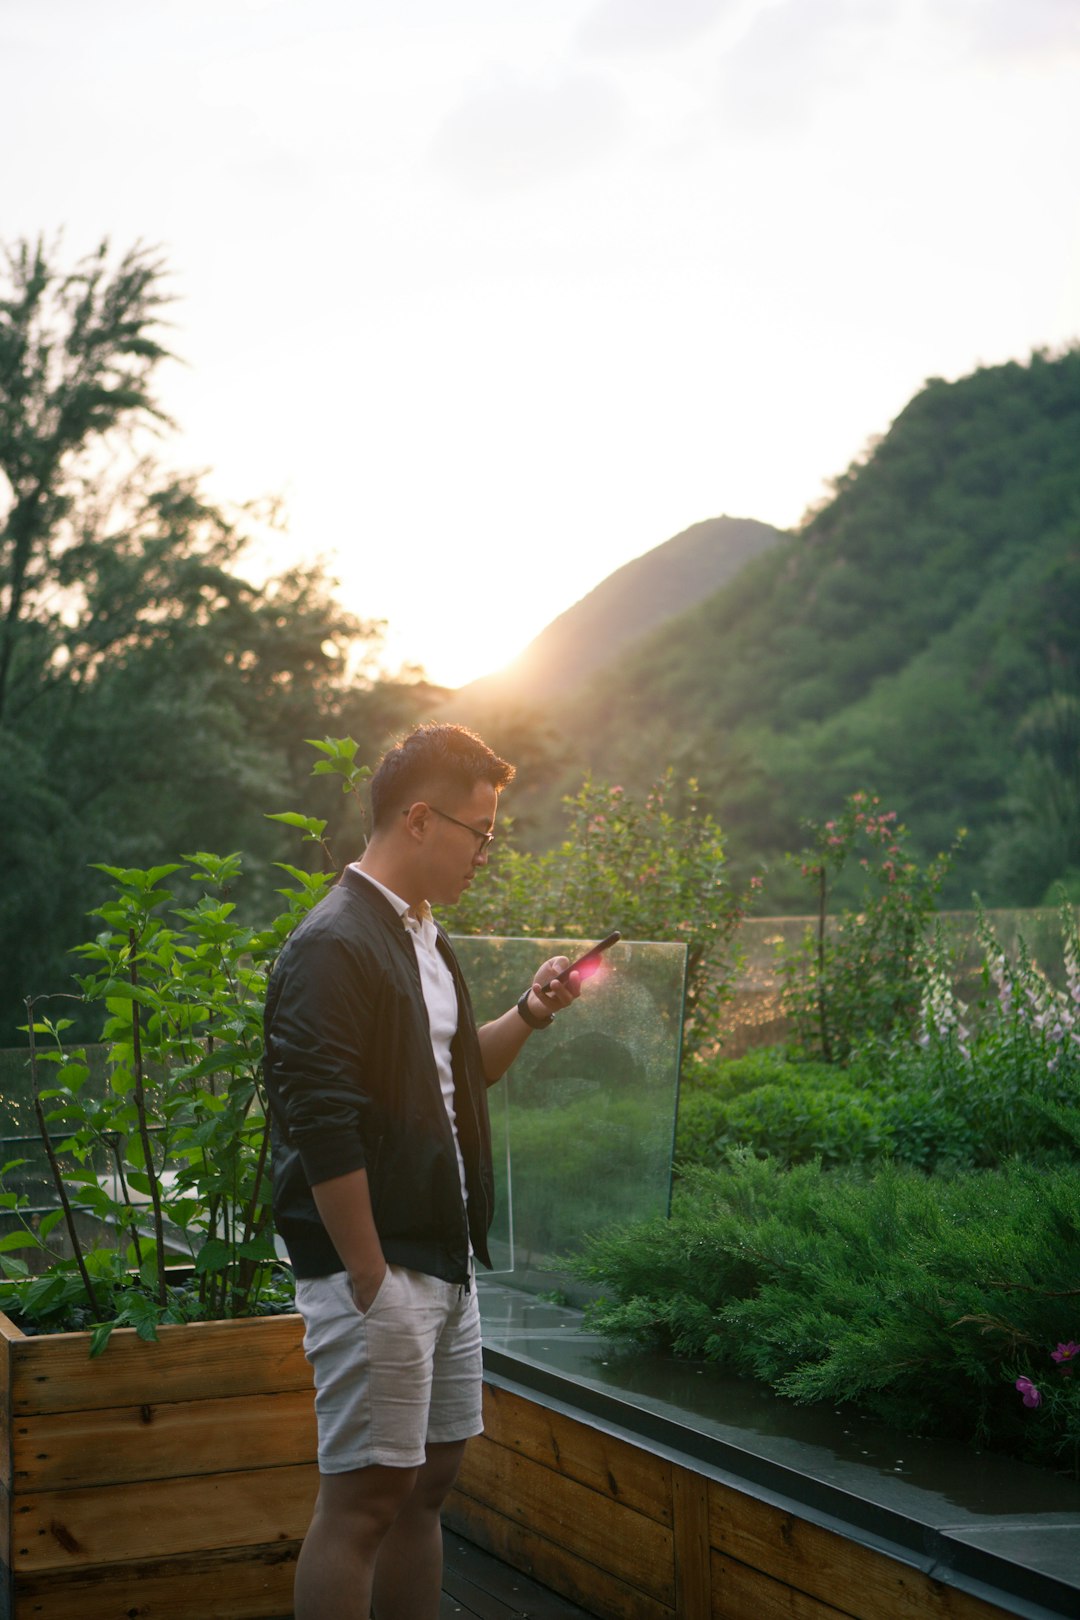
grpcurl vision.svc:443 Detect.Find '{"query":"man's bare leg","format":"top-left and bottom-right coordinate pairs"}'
top-left (293, 1463), bottom-right (417, 1620)
top-left (372, 1440), bottom-right (468, 1620)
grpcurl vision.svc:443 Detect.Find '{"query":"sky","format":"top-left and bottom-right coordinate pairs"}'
top-left (3, 0), bottom-right (1079, 687)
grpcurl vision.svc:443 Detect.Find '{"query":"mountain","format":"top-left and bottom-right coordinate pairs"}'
top-left (453, 515), bottom-right (782, 709)
top-left (557, 348), bottom-right (1080, 907)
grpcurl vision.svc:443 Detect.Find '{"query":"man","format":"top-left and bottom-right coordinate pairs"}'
top-left (263, 723), bottom-right (581, 1619)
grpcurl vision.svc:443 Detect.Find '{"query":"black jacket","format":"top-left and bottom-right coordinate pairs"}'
top-left (263, 868), bottom-right (495, 1283)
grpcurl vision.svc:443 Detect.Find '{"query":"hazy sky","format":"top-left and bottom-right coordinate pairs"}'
top-left (4, 0), bottom-right (1079, 685)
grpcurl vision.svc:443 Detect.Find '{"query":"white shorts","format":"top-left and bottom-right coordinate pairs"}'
top-left (294, 1264), bottom-right (484, 1474)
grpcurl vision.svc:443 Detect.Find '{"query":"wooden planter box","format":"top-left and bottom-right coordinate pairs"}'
top-left (0, 1308), bottom-right (317, 1620)
top-left (446, 1380), bottom-right (1023, 1620)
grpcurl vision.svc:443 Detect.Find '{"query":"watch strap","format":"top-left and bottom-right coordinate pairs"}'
top-left (516, 989), bottom-right (554, 1030)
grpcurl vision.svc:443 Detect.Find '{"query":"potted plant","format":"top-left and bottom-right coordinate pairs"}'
top-left (0, 740), bottom-right (367, 1619)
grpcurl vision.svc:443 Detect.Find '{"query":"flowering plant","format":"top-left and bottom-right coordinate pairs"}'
top-left (1010, 1339), bottom-right (1080, 1470)
top-left (778, 792), bottom-right (964, 1063)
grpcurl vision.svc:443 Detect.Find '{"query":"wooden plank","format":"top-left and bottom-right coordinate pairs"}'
top-left (0, 1316), bottom-right (26, 1346)
top-left (443, 1542), bottom-right (602, 1620)
top-left (446, 1493), bottom-right (672, 1620)
top-left (8, 1314), bottom-right (309, 1416)
top-left (9, 1538), bottom-right (300, 1619)
top-left (11, 1462), bottom-right (319, 1574)
top-left (0, 1322), bottom-right (10, 1493)
top-left (711, 1547), bottom-right (859, 1620)
top-left (456, 1433), bottom-right (674, 1606)
top-left (482, 1385), bottom-right (673, 1528)
top-left (671, 1465), bottom-right (710, 1620)
top-left (13, 1388), bottom-right (317, 1490)
top-left (708, 1481), bottom-right (1016, 1620)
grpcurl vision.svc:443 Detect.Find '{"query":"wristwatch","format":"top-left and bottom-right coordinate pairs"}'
top-left (516, 989), bottom-right (555, 1030)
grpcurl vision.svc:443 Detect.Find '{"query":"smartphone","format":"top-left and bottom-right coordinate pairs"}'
top-left (552, 930), bottom-right (621, 984)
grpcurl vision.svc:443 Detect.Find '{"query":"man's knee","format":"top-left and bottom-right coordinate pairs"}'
top-left (314, 1463), bottom-right (419, 1543)
top-left (407, 1439), bottom-right (468, 1514)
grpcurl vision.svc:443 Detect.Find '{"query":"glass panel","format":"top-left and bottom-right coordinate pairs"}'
top-left (451, 936), bottom-right (688, 1295)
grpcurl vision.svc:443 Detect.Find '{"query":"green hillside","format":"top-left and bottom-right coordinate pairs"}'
top-left (555, 349), bottom-right (1080, 907)
top-left (453, 515), bottom-right (781, 709)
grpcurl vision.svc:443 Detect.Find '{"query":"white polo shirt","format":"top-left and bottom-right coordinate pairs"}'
top-left (350, 867), bottom-right (469, 1208)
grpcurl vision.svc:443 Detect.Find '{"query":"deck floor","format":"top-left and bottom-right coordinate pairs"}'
top-left (441, 1530), bottom-right (598, 1619)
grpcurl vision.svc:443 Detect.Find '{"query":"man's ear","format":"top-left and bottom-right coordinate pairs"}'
top-left (403, 801), bottom-right (429, 841)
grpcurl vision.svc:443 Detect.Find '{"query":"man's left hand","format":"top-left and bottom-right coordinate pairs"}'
top-left (524, 957), bottom-right (582, 1023)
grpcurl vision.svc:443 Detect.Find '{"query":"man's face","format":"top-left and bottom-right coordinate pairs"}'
top-left (421, 780), bottom-right (498, 906)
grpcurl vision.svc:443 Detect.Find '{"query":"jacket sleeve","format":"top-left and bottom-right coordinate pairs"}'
top-left (264, 928), bottom-right (377, 1188)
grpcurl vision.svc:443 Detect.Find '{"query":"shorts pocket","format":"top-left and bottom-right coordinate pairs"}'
top-left (342, 1264), bottom-right (394, 1319)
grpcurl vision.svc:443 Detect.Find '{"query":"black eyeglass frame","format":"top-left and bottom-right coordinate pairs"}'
top-left (426, 805), bottom-right (496, 854)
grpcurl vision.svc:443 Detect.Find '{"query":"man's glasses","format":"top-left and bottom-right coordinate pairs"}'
top-left (429, 806), bottom-right (496, 854)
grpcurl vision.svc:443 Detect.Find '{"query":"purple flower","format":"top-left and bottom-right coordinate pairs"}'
top-left (1051, 1342), bottom-right (1080, 1366)
top-left (1015, 1377), bottom-right (1042, 1408)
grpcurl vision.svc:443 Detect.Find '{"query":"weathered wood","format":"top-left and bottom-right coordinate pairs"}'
top-left (671, 1466), bottom-right (710, 1620)
top-left (711, 1548), bottom-right (858, 1619)
top-left (13, 1388), bottom-right (316, 1490)
top-left (481, 1384), bottom-right (673, 1528)
top-left (0, 1317), bottom-right (13, 1495)
top-left (443, 1529), bottom-right (602, 1620)
top-left (708, 1481), bottom-right (1016, 1620)
top-left (7, 1313), bottom-right (309, 1417)
top-left (12, 1463), bottom-right (319, 1574)
top-left (457, 1432), bottom-right (674, 1606)
top-left (9, 1539), bottom-right (300, 1620)
top-left (446, 1492), bottom-right (672, 1620)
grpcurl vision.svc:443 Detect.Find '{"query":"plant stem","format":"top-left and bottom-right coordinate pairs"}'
top-left (26, 1000), bottom-right (102, 1317)
top-left (128, 929), bottom-right (167, 1306)
top-left (817, 863), bottom-right (832, 1063)
top-left (237, 1113), bottom-right (272, 1309)
top-left (106, 1133), bottom-right (143, 1268)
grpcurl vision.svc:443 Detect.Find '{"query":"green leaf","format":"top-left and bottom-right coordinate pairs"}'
top-left (89, 1321), bottom-right (115, 1357)
top-left (265, 812), bottom-right (327, 836)
top-left (0, 1229), bottom-right (41, 1257)
top-left (238, 1235), bottom-right (278, 1263)
top-left (194, 1238), bottom-right (234, 1275)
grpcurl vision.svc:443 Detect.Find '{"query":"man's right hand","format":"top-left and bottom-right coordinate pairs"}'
top-left (348, 1261), bottom-right (388, 1314)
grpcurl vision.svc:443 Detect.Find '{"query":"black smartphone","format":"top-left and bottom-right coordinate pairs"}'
top-left (553, 930), bottom-right (621, 984)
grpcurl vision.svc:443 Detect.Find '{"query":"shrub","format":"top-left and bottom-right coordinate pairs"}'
top-left (444, 770), bottom-right (755, 1059)
top-left (572, 1154), bottom-right (1080, 1474)
top-left (677, 1073), bottom-right (890, 1169)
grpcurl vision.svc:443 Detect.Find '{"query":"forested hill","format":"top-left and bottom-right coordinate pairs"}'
top-left (549, 349), bottom-right (1080, 907)
top-left (455, 515), bottom-right (781, 708)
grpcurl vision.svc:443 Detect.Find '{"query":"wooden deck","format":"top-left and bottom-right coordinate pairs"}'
top-left (442, 1531), bottom-right (598, 1618)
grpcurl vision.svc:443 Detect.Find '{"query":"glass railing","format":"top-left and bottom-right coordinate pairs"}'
top-left (452, 936), bottom-right (688, 1292)
top-left (0, 936), bottom-right (689, 1287)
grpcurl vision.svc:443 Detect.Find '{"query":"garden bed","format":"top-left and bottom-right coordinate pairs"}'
top-left (0, 1307), bottom-right (315, 1619)
top-left (456, 1282), bottom-right (1080, 1620)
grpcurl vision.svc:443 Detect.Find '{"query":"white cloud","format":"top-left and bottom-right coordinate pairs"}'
top-left (577, 0), bottom-right (734, 55)
top-left (714, 0), bottom-right (899, 137)
top-left (942, 0), bottom-right (1080, 61)
top-left (431, 67), bottom-right (627, 192)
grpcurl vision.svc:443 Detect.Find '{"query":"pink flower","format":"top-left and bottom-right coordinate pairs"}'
top-left (1051, 1342), bottom-right (1080, 1366)
top-left (1015, 1377), bottom-right (1042, 1408)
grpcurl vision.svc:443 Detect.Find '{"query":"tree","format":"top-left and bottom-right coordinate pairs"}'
top-left (0, 236), bottom-right (422, 1043)
top-left (0, 236), bottom-right (172, 722)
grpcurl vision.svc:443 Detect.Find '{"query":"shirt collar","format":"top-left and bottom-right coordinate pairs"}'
top-left (350, 865), bottom-right (432, 927)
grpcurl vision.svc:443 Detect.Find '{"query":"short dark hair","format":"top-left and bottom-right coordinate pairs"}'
top-left (369, 723), bottom-right (515, 830)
